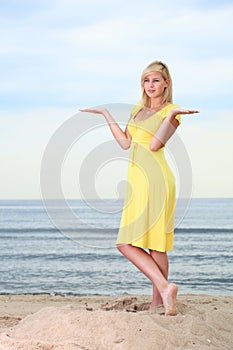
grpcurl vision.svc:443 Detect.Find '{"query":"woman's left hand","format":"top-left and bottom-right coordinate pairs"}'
top-left (169, 108), bottom-right (199, 117)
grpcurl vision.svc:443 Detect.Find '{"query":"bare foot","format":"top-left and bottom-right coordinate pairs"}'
top-left (161, 283), bottom-right (178, 316)
top-left (150, 295), bottom-right (163, 308)
top-left (149, 303), bottom-right (165, 314)
top-left (149, 302), bottom-right (163, 309)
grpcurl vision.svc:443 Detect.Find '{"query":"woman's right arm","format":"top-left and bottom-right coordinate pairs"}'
top-left (80, 108), bottom-right (132, 150)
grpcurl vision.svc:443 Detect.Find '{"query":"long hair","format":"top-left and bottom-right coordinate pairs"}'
top-left (140, 60), bottom-right (173, 107)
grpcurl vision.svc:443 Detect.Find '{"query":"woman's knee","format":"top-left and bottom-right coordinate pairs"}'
top-left (149, 249), bottom-right (167, 256)
top-left (116, 243), bottom-right (130, 254)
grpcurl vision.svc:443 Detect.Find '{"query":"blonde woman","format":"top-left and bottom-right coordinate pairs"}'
top-left (81, 60), bottom-right (198, 315)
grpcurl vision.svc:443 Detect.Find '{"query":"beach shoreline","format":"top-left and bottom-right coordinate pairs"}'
top-left (0, 293), bottom-right (232, 349)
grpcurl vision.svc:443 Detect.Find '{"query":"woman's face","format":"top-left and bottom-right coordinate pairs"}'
top-left (143, 72), bottom-right (169, 100)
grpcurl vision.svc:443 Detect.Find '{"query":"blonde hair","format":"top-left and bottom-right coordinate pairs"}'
top-left (140, 60), bottom-right (173, 107)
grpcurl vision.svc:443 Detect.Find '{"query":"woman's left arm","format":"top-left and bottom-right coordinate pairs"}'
top-left (149, 108), bottom-right (199, 152)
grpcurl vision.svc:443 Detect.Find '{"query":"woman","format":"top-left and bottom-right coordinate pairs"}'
top-left (81, 60), bottom-right (198, 315)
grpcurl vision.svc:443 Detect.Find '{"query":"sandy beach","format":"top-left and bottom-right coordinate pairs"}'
top-left (0, 294), bottom-right (232, 349)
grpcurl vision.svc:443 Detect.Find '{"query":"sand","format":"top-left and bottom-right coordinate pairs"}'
top-left (0, 294), bottom-right (232, 350)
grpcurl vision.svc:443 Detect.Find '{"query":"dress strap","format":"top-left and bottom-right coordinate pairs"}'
top-left (130, 103), bottom-right (143, 119)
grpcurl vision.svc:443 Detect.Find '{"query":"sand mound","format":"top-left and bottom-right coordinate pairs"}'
top-left (0, 295), bottom-right (232, 350)
top-left (101, 296), bottom-right (151, 312)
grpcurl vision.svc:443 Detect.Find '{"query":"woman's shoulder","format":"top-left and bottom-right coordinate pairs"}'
top-left (162, 103), bottom-right (181, 124)
top-left (163, 103), bottom-right (180, 112)
top-left (130, 102), bottom-right (143, 119)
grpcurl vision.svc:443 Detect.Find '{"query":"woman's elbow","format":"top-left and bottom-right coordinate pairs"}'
top-left (149, 145), bottom-right (159, 152)
top-left (118, 140), bottom-right (131, 150)
top-left (121, 143), bottom-right (131, 150)
top-left (149, 144), bottom-right (164, 152)
top-left (149, 141), bottom-right (164, 152)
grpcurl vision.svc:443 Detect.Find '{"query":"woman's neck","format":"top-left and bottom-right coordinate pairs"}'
top-left (149, 97), bottom-right (164, 109)
top-left (150, 99), bottom-right (165, 110)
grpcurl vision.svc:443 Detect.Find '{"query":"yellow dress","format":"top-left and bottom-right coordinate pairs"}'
top-left (116, 103), bottom-right (181, 252)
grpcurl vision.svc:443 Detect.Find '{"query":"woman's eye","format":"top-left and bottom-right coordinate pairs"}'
top-left (144, 79), bottom-right (159, 83)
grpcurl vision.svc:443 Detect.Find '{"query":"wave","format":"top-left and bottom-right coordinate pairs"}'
top-left (0, 227), bottom-right (232, 234)
top-left (175, 227), bottom-right (233, 233)
top-left (0, 227), bottom-right (118, 234)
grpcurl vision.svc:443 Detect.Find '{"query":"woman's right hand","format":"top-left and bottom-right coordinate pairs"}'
top-left (80, 107), bottom-right (131, 150)
top-left (79, 108), bottom-right (107, 115)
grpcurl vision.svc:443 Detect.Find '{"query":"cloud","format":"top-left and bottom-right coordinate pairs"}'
top-left (0, 1), bottom-right (232, 110)
top-left (0, 0), bottom-right (233, 198)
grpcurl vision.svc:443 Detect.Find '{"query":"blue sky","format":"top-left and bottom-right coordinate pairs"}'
top-left (1, 0), bottom-right (233, 198)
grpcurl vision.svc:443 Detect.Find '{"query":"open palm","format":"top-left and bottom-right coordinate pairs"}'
top-left (80, 108), bottom-right (107, 115)
top-left (170, 108), bottom-right (199, 116)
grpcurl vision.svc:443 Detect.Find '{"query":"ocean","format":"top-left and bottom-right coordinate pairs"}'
top-left (0, 198), bottom-right (232, 297)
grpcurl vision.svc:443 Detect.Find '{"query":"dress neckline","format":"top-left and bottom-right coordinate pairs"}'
top-left (132, 103), bottom-right (172, 124)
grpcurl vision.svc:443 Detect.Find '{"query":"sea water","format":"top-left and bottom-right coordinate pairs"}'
top-left (0, 198), bottom-right (232, 296)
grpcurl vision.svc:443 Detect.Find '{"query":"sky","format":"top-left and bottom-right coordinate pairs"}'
top-left (0, 0), bottom-right (233, 199)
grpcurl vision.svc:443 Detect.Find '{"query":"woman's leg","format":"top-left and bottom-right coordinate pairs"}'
top-left (149, 250), bottom-right (169, 307)
top-left (117, 244), bottom-right (178, 315)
